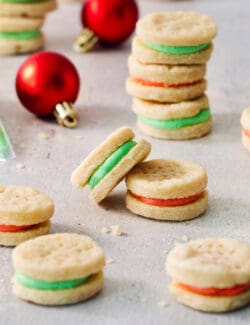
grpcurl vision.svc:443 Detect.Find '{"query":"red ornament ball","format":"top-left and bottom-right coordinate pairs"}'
top-left (81, 0), bottom-right (139, 45)
top-left (16, 52), bottom-right (80, 117)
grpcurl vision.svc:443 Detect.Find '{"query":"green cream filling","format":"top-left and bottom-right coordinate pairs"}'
top-left (88, 140), bottom-right (137, 189)
top-left (138, 109), bottom-right (210, 130)
top-left (15, 272), bottom-right (90, 290)
top-left (143, 40), bottom-right (209, 55)
top-left (0, 30), bottom-right (41, 40)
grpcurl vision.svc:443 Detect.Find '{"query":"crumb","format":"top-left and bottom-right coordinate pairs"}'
top-left (75, 135), bottom-right (84, 139)
top-left (101, 227), bottom-right (110, 234)
top-left (182, 235), bottom-right (189, 241)
top-left (19, 143), bottom-right (26, 149)
top-left (111, 225), bottom-right (122, 236)
top-left (16, 163), bottom-right (25, 169)
top-left (106, 258), bottom-right (114, 264)
top-left (39, 130), bottom-right (55, 140)
top-left (158, 300), bottom-right (170, 308)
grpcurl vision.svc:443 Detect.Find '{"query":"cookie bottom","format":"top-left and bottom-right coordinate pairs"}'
top-left (0, 220), bottom-right (50, 246)
top-left (242, 134), bottom-right (250, 152)
top-left (126, 77), bottom-right (206, 103)
top-left (90, 140), bottom-right (151, 203)
top-left (137, 119), bottom-right (212, 140)
top-left (126, 191), bottom-right (208, 221)
top-left (13, 271), bottom-right (103, 306)
top-left (169, 282), bottom-right (250, 312)
top-left (0, 35), bottom-right (43, 55)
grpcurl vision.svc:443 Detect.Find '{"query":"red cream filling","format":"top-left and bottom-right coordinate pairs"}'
top-left (133, 78), bottom-right (201, 88)
top-left (178, 282), bottom-right (250, 297)
top-left (0, 224), bottom-right (35, 232)
top-left (242, 127), bottom-right (250, 137)
top-left (131, 191), bottom-right (203, 207)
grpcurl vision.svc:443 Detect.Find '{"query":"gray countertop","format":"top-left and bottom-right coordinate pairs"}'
top-left (0, 1), bottom-right (250, 324)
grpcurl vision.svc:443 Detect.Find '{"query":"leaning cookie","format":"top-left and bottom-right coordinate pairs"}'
top-left (0, 185), bottom-right (54, 246)
top-left (133, 95), bottom-right (212, 140)
top-left (166, 238), bottom-right (250, 312)
top-left (135, 12), bottom-right (217, 65)
top-left (241, 107), bottom-right (250, 152)
top-left (126, 159), bottom-right (208, 221)
top-left (12, 233), bottom-right (105, 305)
top-left (71, 127), bottom-right (151, 203)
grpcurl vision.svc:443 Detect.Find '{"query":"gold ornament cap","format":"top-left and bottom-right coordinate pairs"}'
top-left (54, 102), bottom-right (77, 128)
top-left (73, 28), bottom-right (99, 53)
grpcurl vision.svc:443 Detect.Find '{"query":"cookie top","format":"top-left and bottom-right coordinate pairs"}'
top-left (12, 233), bottom-right (105, 281)
top-left (0, 185), bottom-right (54, 225)
top-left (166, 238), bottom-right (250, 288)
top-left (136, 12), bottom-right (217, 46)
top-left (132, 95), bottom-right (209, 120)
top-left (241, 107), bottom-right (250, 129)
top-left (0, 0), bottom-right (57, 17)
top-left (71, 127), bottom-right (134, 187)
top-left (0, 16), bottom-right (44, 32)
top-left (126, 159), bottom-right (207, 199)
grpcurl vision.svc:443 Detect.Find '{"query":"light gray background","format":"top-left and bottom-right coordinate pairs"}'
top-left (0, 0), bottom-right (250, 324)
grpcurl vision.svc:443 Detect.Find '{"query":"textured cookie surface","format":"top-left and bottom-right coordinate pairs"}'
top-left (0, 0), bottom-right (57, 17)
top-left (126, 159), bottom-right (207, 199)
top-left (0, 35), bottom-right (43, 55)
top-left (167, 238), bottom-right (250, 288)
top-left (12, 233), bottom-right (105, 281)
top-left (0, 185), bottom-right (54, 225)
top-left (0, 16), bottom-right (44, 32)
top-left (71, 127), bottom-right (134, 187)
top-left (132, 37), bottom-right (213, 65)
top-left (136, 12), bottom-right (217, 46)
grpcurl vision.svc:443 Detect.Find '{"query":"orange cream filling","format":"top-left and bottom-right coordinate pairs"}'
top-left (133, 78), bottom-right (201, 88)
top-left (0, 224), bottom-right (35, 232)
top-left (242, 127), bottom-right (250, 137)
top-left (131, 191), bottom-right (203, 207)
top-left (178, 282), bottom-right (250, 297)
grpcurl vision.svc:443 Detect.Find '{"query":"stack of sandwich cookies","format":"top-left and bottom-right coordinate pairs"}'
top-left (0, 185), bottom-right (54, 246)
top-left (241, 107), bottom-right (250, 152)
top-left (0, 0), bottom-right (56, 55)
top-left (71, 127), bottom-right (151, 203)
top-left (166, 238), bottom-right (250, 312)
top-left (12, 233), bottom-right (105, 305)
top-left (126, 159), bottom-right (208, 221)
top-left (126, 11), bottom-right (217, 140)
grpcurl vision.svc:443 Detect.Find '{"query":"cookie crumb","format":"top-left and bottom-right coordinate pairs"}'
top-left (16, 163), bottom-right (25, 169)
top-left (158, 300), bottom-right (170, 308)
top-left (101, 227), bottom-right (110, 234)
top-left (106, 258), bottom-right (114, 264)
top-left (111, 225), bottom-right (122, 236)
top-left (75, 135), bottom-right (84, 139)
top-left (39, 130), bottom-right (55, 140)
top-left (182, 235), bottom-right (189, 241)
top-left (19, 143), bottom-right (26, 149)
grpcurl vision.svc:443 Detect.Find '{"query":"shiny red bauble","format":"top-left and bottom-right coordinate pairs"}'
top-left (81, 0), bottom-right (139, 45)
top-left (16, 52), bottom-right (80, 117)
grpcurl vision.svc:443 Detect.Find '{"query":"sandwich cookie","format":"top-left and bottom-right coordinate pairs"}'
top-left (0, 185), bottom-right (54, 246)
top-left (126, 159), bottom-right (208, 221)
top-left (241, 107), bottom-right (250, 152)
top-left (135, 12), bottom-right (217, 65)
top-left (133, 95), bottom-right (212, 140)
top-left (71, 127), bottom-right (151, 203)
top-left (12, 233), bottom-right (105, 305)
top-left (0, 0), bottom-right (57, 17)
top-left (166, 238), bottom-right (250, 312)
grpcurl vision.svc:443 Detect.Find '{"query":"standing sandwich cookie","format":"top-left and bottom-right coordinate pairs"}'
top-left (12, 233), bottom-right (105, 305)
top-left (166, 238), bottom-right (250, 312)
top-left (133, 95), bottom-right (212, 140)
top-left (71, 127), bottom-right (151, 203)
top-left (126, 159), bottom-right (208, 221)
top-left (133, 11), bottom-right (217, 65)
top-left (0, 185), bottom-right (54, 246)
top-left (241, 107), bottom-right (250, 152)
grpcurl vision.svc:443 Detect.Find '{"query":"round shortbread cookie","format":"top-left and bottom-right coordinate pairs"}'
top-left (90, 139), bottom-right (151, 203)
top-left (0, 0), bottom-right (57, 17)
top-left (126, 159), bottom-right (207, 199)
top-left (126, 77), bottom-right (207, 103)
top-left (71, 127), bottom-right (135, 187)
top-left (13, 271), bottom-right (104, 305)
top-left (126, 190), bottom-right (208, 221)
top-left (128, 55), bottom-right (206, 85)
top-left (137, 118), bottom-right (212, 140)
top-left (0, 220), bottom-right (50, 247)
top-left (132, 95), bottom-right (209, 120)
top-left (241, 107), bottom-right (250, 129)
top-left (0, 185), bottom-right (54, 225)
top-left (166, 238), bottom-right (250, 288)
top-left (242, 134), bottom-right (250, 152)
top-left (13, 233), bottom-right (105, 281)
top-left (132, 37), bottom-right (213, 65)
top-left (0, 15), bottom-right (44, 32)
top-left (169, 281), bottom-right (250, 312)
top-left (136, 12), bottom-right (217, 46)
top-left (0, 34), bottom-right (44, 55)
